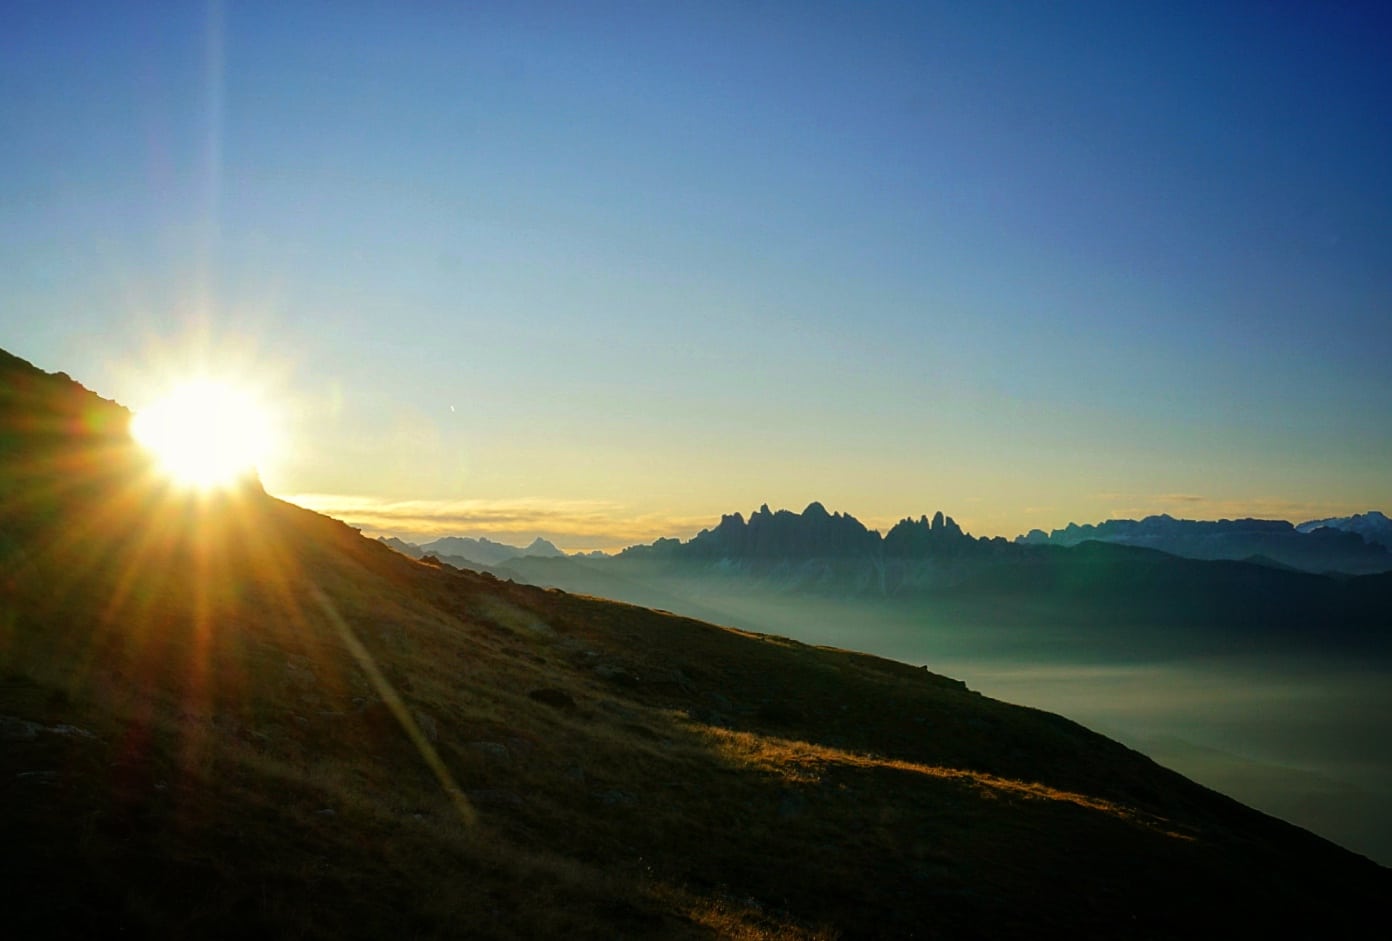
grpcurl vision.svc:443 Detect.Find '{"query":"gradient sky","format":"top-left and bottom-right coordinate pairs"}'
top-left (4, 1), bottom-right (1390, 549)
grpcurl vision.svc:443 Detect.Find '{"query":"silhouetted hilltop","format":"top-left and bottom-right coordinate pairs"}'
top-left (1017, 512), bottom-right (1392, 575)
top-left (0, 348), bottom-right (147, 504)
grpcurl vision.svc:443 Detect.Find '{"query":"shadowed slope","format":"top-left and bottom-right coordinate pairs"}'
top-left (2, 348), bottom-right (1387, 939)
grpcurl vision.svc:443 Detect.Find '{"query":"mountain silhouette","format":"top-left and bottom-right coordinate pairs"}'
top-left (594, 502), bottom-right (1392, 656)
top-left (1017, 512), bottom-right (1392, 574)
top-left (1297, 510), bottom-right (1392, 551)
top-left (624, 502), bottom-right (995, 562)
top-left (411, 534), bottom-right (566, 567)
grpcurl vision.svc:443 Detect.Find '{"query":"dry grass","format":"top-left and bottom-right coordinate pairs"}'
top-left (700, 726), bottom-right (1197, 840)
top-left (651, 882), bottom-right (841, 941)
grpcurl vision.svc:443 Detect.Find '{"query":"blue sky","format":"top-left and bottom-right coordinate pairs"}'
top-left (4, 1), bottom-right (1390, 547)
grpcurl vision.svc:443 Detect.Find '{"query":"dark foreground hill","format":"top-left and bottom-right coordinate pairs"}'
top-left (1, 349), bottom-right (1387, 939)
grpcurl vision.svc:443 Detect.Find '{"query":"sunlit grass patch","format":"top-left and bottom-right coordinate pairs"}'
top-left (698, 725), bottom-right (1194, 839)
top-left (649, 882), bottom-right (840, 940)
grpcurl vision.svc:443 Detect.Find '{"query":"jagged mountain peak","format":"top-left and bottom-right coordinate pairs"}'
top-left (524, 536), bottom-right (565, 557)
top-left (622, 502), bottom-right (991, 561)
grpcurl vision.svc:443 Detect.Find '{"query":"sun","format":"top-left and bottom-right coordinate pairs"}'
top-left (130, 379), bottom-right (277, 491)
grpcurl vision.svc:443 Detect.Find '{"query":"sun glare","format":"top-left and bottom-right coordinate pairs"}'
top-left (131, 380), bottom-right (276, 490)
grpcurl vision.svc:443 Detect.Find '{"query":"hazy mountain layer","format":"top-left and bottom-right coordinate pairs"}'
top-left (576, 503), bottom-right (1392, 657)
top-left (410, 534), bottom-right (566, 567)
top-left (1297, 510), bottom-right (1392, 551)
top-left (1016, 512), bottom-right (1392, 574)
top-left (618, 501), bottom-right (1392, 577)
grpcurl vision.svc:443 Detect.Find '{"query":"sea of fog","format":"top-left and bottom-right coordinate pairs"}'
top-left (674, 591), bottom-right (1392, 866)
top-left (940, 656), bottom-right (1392, 868)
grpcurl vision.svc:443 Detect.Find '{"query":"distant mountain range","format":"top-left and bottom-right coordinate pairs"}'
top-left (1016, 512), bottom-right (1392, 574)
top-left (404, 502), bottom-right (1392, 663)
top-left (609, 501), bottom-right (1392, 577)
top-left (1296, 510), bottom-right (1392, 550)
top-left (386, 505), bottom-right (1392, 578)
top-left (378, 534), bottom-right (565, 567)
top-left (622, 502), bottom-right (1002, 563)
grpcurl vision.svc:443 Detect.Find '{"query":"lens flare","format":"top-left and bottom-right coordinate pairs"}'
top-left (131, 379), bottom-right (275, 490)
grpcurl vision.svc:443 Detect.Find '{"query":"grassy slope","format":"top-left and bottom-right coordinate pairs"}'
top-left (2, 350), bottom-right (1387, 939)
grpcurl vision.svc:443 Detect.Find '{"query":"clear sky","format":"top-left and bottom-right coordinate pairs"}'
top-left (4, 1), bottom-right (1390, 549)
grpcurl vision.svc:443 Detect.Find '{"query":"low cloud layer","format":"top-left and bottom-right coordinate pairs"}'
top-left (278, 493), bottom-right (716, 552)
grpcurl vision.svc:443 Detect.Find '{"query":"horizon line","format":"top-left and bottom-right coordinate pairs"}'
top-left (278, 492), bottom-right (1383, 555)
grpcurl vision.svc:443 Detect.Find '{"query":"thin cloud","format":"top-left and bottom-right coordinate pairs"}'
top-left (277, 493), bottom-right (717, 551)
top-left (1106, 494), bottom-right (1374, 524)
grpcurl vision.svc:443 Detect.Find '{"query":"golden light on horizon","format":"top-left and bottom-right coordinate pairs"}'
top-left (131, 379), bottom-right (277, 491)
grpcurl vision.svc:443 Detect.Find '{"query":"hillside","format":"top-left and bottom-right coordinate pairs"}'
top-left (2, 348), bottom-right (1388, 939)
